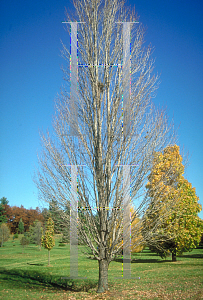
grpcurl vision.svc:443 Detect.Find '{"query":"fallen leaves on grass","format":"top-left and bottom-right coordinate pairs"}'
top-left (59, 287), bottom-right (203, 300)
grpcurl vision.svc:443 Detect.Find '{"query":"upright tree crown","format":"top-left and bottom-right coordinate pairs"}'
top-left (41, 217), bottom-right (55, 251)
top-left (18, 218), bottom-right (24, 234)
top-left (35, 0), bottom-right (176, 292)
top-left (0, 197), bottom-right (9, 224)
top-left (144, 145), bottom-right (203, 260)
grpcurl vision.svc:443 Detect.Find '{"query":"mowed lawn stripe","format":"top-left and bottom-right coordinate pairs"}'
top-left (0, 236), bottom-right (202, 299)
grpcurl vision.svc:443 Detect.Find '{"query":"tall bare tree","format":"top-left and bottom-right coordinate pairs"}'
top-left (34, 0), bottom-right (177, 293)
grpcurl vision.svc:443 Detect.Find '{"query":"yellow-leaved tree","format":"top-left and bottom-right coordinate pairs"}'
top-left (41, 217), bottom-right (55, 266)
top-left (143, 145), bottom-right (203, 261)
top-left (109, 205), bottom-right (144, 255)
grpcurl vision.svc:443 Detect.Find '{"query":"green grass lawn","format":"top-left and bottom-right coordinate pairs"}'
top-left (0, 234), bottom-right (202, 299)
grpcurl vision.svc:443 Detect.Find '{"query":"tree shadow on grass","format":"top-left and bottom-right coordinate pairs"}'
top-left (114, 253), bottom-right (203, 263)
top-left (27, 263), bottom-right (44, 266)
top-left (0, 267), bottom-right (98, 292)
top-left (113, 257), bottom-right (171, 263)
top-left (141, 252), bottom-right (161, 256)
top-left (0, 272), bottom-right (52, 291)
top-left (26, 247), bottom-right (41, 251)
top-left (178, 253), bottom-right (203, 259)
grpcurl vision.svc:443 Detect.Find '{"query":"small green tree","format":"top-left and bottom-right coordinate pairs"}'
top-left (13, 233), bottom-right (18, 239)
top-left (41, 217), bottom-right (55, 266)
top-left (0, 223), bottom-right (10, 247)
top-left (28, 220), bottom-right (43, 249)
top-left (20, 236), bottom-right (30, 253)
top-left (33, 220), bottom-right (43, 250)
top-left (18, 218), bottom-right (24, 234)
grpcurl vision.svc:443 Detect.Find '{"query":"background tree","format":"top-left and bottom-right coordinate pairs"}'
top-left (61, 202), bottom-right (70, 243)
top-left (49, 199), bottom-right (69, 234)
top-left (20, 236), bottom-right (30, 254)
top-left (8, 205), bottom-right (27, 233)
top-left (41, 217), bottom-right (55, 266)
top-left (41, 208), bottom-right (50, 221)
top-left (18, 217), bottom-right (24, 234)
top-left (6, 205), bottom-right (44, 234)
top-left (0, 197), bottom-right (9, 224)
top-left (27, 223), bottom-right (36, 244)
top-left (143, 145), bottom-right (203, 261)
top-left (77, 199), bottom-right (92, 245)
top-left (28, 220), bottom-right (43, 250)
top-left (0, 197), bottom-right (9, 206)
top-left (24, 207), bottom-right (44, 232)
top-left (34, 0), bottom-right (176, 292)
top-left (49, 199), bottom-right (70, 243)
top-left (0, 223), bottom-right (10, 247)
top-left (109, 205), bottom-right (145, 254)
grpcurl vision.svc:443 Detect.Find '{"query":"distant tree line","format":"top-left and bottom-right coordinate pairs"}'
top-left (0, 197), bottom-right (70, 241)
top-left (0, 197), bottom-right (44, 233)
top-left (1, 177), bottom-right (202, 256)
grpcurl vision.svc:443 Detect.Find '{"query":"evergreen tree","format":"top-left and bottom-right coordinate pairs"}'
top-left (27, 223), bottom-right (35, 243)
top-left (0, 197), bottom-right (8, 224)
top-left (18, 218), bottom-right (24, 234)
top-left (49, 200), bottom-right (63, 234)
top-left (41, 208), bottom-right (50, 221)
top-left (0, 197), bottom-right (9, 206)
top-left (49, 199), bottom-right (70, 243)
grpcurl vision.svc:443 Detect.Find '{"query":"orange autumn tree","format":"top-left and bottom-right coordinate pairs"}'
top-left (6, 205), bottom-right (44, 234)
top-left (143, 145), bottom-right (203, 261)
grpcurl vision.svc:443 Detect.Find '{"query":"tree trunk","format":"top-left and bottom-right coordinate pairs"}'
top-left (48, 250), bottom-right (50, 266)
top-left (97, 259), bottom-right (109, 293)
top-left (172, 250), bottom-right (176, 262)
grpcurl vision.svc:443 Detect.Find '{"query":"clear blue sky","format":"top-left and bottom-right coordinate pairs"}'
top-left (1, 0), bottom-right (203, 219)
